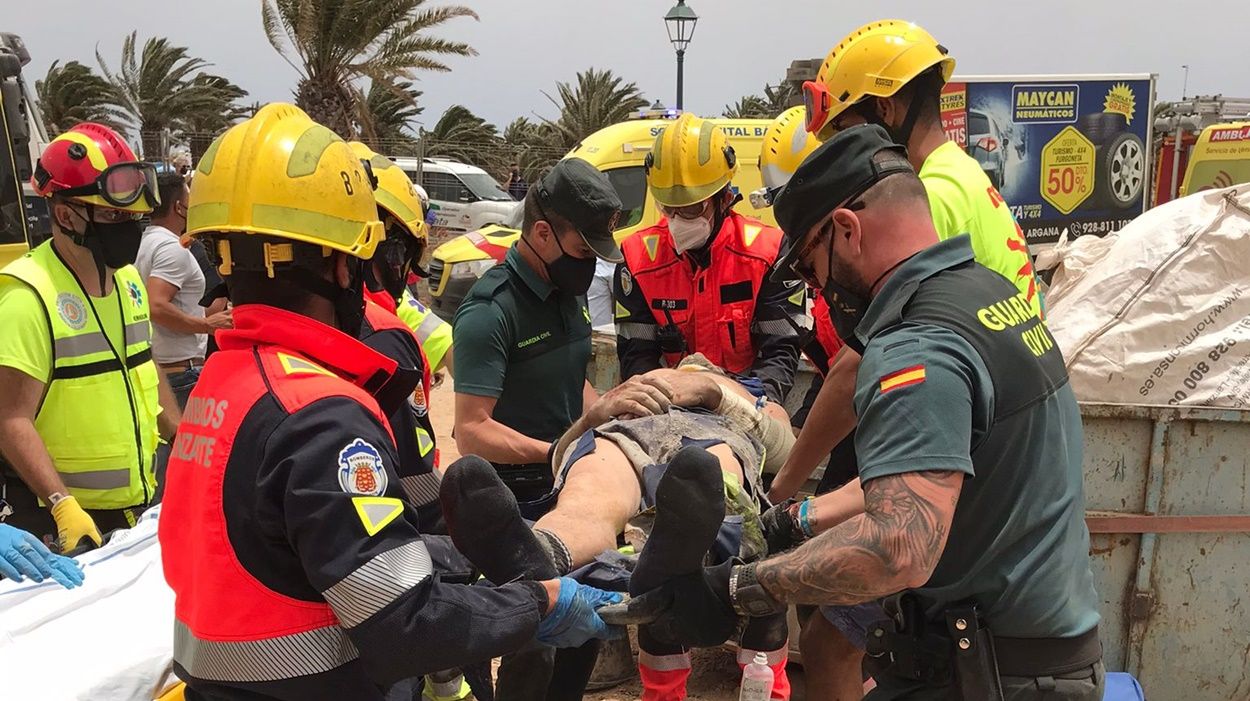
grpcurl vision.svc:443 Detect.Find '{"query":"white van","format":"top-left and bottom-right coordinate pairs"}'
top-left (390, 156), bottom-right (518, 232)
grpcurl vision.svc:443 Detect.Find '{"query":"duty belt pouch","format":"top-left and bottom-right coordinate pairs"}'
top-left (945, 606), bottom-right (1004, 701)
top-left (866, 593), bottom-right (951, 685)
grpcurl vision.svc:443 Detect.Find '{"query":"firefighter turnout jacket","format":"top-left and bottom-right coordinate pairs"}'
top-left (614, 212), bottom-right (806, 402)
top-left (159, 304), bottom-right (547, 699)
top-left (361, 290), bottom-right (443, 533)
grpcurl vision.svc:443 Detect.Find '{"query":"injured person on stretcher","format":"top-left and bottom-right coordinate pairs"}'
top-left (439, 355), bottom-right (798, 700)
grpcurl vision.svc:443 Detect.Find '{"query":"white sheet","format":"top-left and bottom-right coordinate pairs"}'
top-left (0, 507), bottom-right (177, 700)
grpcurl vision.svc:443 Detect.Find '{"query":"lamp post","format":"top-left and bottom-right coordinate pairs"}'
top-left (664, 0), bottom-right (698, 111)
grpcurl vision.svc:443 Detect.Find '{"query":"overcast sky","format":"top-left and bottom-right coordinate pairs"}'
top-left (11, 0), bottom-right (1250, 131)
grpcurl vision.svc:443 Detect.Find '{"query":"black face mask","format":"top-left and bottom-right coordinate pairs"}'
top-left (527, 231), bottom-right (596, 296)
top-left (69, 207), bottom-right (144, 270)
top-left (365, 233), bottom-right (422, 303)
top-left (820, 280), bottom-right (869, 355)
top-left (335, 258), bottom-right (368, 336)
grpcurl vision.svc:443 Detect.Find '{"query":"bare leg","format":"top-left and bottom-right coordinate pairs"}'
top-left (799, 610), bottom-right (865, 701)
top-left (533, 439), bottom-right (745, 570)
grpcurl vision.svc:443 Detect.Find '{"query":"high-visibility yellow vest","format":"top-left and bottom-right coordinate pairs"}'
top-left (1, 241), bottom-right (159, 509)
top-left (396, 289), bottom-right (452, 372)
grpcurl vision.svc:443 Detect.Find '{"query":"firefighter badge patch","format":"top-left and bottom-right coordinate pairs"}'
top-left (337, 438), bottom-right (388, 496)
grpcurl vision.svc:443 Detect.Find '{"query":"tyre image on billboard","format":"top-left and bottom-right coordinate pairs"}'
top-left (940, 75), bottom-right (1155, 246)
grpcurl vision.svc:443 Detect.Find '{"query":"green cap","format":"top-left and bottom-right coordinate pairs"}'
top-left (772, 124), bottom-right (913, 277)
top-left (537, 158), bottom-right (624, 263)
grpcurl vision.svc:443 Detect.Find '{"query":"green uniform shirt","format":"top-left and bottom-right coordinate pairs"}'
top-left (921, 141), bottom-right (1043, 318)
top-left (853, 236), bottom-right (1098, 639)
top-left (453, 247), bottom-right (592, 443)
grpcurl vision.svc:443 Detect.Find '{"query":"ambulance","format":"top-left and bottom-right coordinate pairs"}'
top-left (1178, 121), bottom-right (1250, 197)
top-left (424, 117), bottom-right (776, 321)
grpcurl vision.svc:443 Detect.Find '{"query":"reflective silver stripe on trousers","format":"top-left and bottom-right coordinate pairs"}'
top-left (616, 322), bottom-right (657, 340)
top-left (174, 620), bottom-right (359, 683)
top-left (638, 649), bottom-right (691, 671)
top-left (124, 320), bottom-right (151, 346)
top-left (400, 472), bottom-right (441, 507)
top-left (53, 332), bottom-right (112, 359)
top-left (60, 468), bottom-right (132, 490)
top-left (737, 647), bottom-right (787, 665)
top-left (752, 318), bottom-right (804, 336)
top-left (414, 312), bottom-right (444, 343)
top-left (321, 540), bottom-right (433, 628)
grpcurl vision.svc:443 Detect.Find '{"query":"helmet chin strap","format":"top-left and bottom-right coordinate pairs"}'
top-left (65, 203), bottom-right (111, 294)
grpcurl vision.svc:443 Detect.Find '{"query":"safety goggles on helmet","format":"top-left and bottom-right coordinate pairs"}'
top-left (58, 162), bottom-right (161, 210)
top-left (802, 81), bottom-right (834, 135)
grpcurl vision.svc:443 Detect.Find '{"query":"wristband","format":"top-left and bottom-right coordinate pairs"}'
top-left (797, 499), bottom-right (816, 538)
top-left (729, 562), bottom-right (787, 617)
top-left (546, 440), bottom-right (558, 467)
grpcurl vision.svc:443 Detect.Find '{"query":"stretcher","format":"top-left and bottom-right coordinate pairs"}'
top-left (0, 506), bottom-right (181, 700)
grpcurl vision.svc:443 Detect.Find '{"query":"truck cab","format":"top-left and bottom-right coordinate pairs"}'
top-left (426, 117), bottom-right (776, 322)
top-left (0, 32), bottom-right (50, 268)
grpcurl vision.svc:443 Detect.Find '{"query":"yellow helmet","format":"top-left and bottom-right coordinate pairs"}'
top-left (804, 20), bottom-right (955, 138)
top-left (348, 141), bottom-right (426, 242)
top-left (186, 103), bottom-right (383, 268)
top-left (760, 107), bottom-right (823, 192)
top-left (645, 114), bottom-right (737, 207)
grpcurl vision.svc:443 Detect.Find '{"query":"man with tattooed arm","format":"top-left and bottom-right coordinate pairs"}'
top-left (614, 125), bottom-right (1104, 701)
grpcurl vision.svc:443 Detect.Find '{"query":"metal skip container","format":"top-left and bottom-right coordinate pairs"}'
top-left (1081, 402), bottom-right (1250, 699)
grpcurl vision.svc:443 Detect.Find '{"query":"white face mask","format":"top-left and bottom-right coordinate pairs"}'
top-left (668, 215), bottom-right (713, 253)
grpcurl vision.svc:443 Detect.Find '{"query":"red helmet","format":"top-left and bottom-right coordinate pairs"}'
top-left (33, 123), bottom-right (159, 214)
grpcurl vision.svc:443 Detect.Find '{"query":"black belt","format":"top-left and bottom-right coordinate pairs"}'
top-left (868, 594), bottom-right (1102, 692)
top-left (995, 626), bottom-right (1102, 677)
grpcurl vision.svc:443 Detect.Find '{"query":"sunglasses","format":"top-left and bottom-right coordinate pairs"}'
top-left (789, 198), bottom-right (866, 287)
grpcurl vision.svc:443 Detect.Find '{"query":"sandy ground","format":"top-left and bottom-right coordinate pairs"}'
top-left (426, 381), bottom-right (808, 700)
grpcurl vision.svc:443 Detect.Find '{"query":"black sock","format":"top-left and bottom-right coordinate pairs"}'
top-left (630, 446), bottom-right (725, 596)
top-left (439, 455), bottom-right (557, 582)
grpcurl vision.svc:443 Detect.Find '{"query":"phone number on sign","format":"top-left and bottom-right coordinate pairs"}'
top-left (1067, 218), bottom-right (1137, 236)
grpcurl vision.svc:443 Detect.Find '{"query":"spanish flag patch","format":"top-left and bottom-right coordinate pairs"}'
top-left (879, 365), bottom-right (926, 394)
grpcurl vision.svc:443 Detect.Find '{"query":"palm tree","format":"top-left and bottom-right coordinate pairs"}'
top-left (262, 0), bottom-right (478, 138)
top-left (723, 83), bottom-right (798, 120)
top-left (502, 117), bottom-right (562, 182)
top-left (97, 32), bottom-right (248, 157)
top-left (722, 95), bottom-right (771, 119)
top-left (361, 80), bottom-right (424, 155)
top-left (542, 68), bottom-right (648, 150)
top-left (179, 75), bottom-right (251, 162)
top-left (35, 61), bottom-right (125, 133)
top-left (422, 104), bottom-right (500, 170)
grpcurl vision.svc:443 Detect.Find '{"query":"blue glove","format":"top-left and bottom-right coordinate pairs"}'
top-left (535, 577), bottom-right (623, 648)
top-left (0, 524), bottom-right (84, 589)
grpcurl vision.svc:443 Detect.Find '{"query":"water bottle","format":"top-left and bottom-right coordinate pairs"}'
top-left (739, 651), bottom-right (774, 701)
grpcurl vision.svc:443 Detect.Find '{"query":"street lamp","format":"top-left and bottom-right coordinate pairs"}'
top-left (664, 0), bottom-right (698, 111)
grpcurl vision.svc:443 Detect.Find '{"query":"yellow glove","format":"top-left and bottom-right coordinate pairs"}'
top-left (51, 495), bottom-right (102, 552)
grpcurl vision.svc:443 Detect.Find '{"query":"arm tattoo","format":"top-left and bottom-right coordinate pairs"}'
top-left (755, 470), bottom-right (963, 606)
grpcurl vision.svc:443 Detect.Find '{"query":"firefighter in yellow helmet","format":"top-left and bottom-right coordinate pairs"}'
top-left (347, 143), bottom-right (454, 377)
top-left (614, 113), bottom-right (807, 408)
top-left (158, 103), bottom-right (622, 699)
top-left (347, 142), bottom-right (469, 701)
top-left (0, 122), bottom-right (181, 556)
top-left (614, 112), bottom-right (805, 700)
top-left (767, 20), bottom-right (1049, 701)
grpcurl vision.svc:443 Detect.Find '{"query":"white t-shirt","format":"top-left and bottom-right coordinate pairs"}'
top-left (587, 258), bottom-right (617, 333)
top-left (135, 225), bottom-right (206, 363)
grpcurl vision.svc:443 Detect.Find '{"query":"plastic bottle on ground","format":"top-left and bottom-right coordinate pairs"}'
top-left (739, 651), bottom-right (774, 701)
